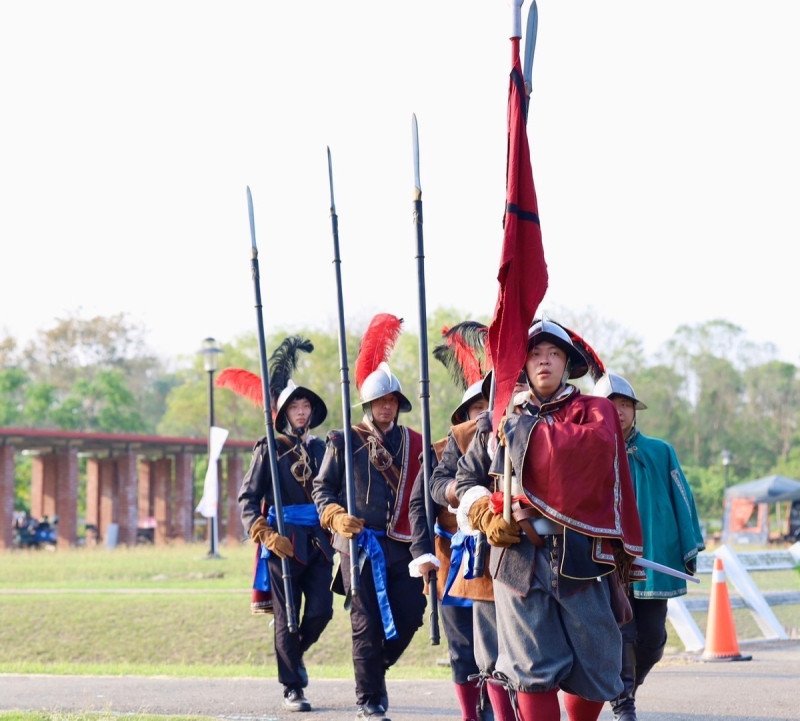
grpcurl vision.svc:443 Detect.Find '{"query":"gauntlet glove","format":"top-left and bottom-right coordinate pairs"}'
top-left (249, 516), bottom-right (294, 559)
top-left (467, 495), bottom-right (521, 548)
top-left (319, 503), bottom-right (365, 539)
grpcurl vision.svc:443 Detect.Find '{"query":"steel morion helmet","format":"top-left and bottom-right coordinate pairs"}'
top-left (355, 361), bottom-right (412, 412)
top-left (354, 313), bottom-right (412, 416)
top-left (592, 372), bottom-right (648, 410)
top-left (527, 319), bottom-right (589, 380)
top-left (451, 379), bottom-right (486, 425)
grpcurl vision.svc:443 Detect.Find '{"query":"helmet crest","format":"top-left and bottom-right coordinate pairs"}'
top-left (354, 313), bottom-right (404, 390)
top-left (354, 313), bottom-right (411, 413)
top-left (215, 335), bottom-right (327, 432)
top-left (215, 367), bottom-right (264, 408)
top-left (268, 335), bottom-right (314, 409)
top-left (433, 321), bottom-right (489, 392)
top-left (433, 321), bottom-right (491, 425)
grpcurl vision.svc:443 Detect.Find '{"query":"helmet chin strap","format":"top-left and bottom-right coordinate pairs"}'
top-left (283, 420), bottom-right (309, 439)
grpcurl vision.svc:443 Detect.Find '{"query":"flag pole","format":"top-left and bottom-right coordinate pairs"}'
top-left (411, 113), bottom-right (440, 646)
top-left (326, 148), bottom-right (360, 597)
top-left (246, 186), bottom-right (298, 633)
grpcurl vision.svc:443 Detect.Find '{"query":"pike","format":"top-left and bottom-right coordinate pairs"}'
top-left (326, 148), bottom-right (360, 597)
top-left (411, 114), bottom-right (440, 646)
top-left (245, 186), bottom-right (298, 632)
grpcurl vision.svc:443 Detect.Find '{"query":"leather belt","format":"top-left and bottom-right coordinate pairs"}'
top-left (512, 505), bottom-right (564, 548)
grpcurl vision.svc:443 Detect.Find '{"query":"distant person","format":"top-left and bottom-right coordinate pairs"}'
top-left (593, 372), bottom-right (705, 721)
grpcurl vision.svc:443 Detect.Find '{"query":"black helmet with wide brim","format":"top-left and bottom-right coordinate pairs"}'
top-left (527, 319), bottom-right (589, 379)
top-left (274, 380), bottom-right (328, 431)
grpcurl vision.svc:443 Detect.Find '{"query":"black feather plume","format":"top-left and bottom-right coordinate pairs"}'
top-left (432, 321), bottom-right (488, 391)
top-left (268, 335), bottom-right (314, 407)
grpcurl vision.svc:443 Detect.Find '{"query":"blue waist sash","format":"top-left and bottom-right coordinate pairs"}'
top-left (358, 528), bottom-right (398, 641)
top-left (267, 503), bottom-right (319, 527)
top-left (436, 522), bottom-right (473, 608)
top-left (253, 504), bottom-right (320, 592)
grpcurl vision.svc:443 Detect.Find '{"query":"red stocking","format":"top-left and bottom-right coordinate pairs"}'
top-left (486, 682), bottom-right (517, 721)
top-left (563, 692), bottom-right (604, 721)
top-left (515, 688), bottom-right (561, 721)
top-left (454, 681), bottom-right (481, 721)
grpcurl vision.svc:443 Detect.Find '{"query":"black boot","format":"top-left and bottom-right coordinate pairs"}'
top-left (611, 642), bottom-right (637, 721)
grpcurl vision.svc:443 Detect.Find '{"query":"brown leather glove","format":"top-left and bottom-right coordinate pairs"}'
top-left (249, 516), bottom-right (294, 559)
top-left (467, 496), bottom-right (521, 548)
top-left (319, 502), bottom-right (365, 539)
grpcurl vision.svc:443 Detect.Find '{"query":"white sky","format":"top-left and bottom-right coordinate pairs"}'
top-left (2, 1), bottom-right (799, 367)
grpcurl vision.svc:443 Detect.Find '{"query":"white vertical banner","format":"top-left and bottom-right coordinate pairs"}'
top-left (196, 426), bottom-right (229, 518)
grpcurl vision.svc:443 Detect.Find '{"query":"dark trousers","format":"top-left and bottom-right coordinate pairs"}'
top-left (441, 603), bottom-right (479, 684)
top-left (620, 596), bottom-right (668, 687)
top-left (268, 544), bottom-right (334, 692)
top-left (341, 549), bottom-right (426, 707)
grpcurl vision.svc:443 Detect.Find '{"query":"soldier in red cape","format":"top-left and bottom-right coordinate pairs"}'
top-left (455, 319), bottom-right (644, 721)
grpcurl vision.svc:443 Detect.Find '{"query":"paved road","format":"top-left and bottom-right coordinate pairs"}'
top-left (1, 640), bottom-right (797, 721)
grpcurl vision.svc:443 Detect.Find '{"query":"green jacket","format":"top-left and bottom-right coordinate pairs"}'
top-left (626, 429), bottom-right (705, 599)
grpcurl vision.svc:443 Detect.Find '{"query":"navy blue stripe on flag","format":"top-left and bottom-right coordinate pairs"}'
top-left (506, 202), bottom-right (540, 225)
top-left (511, 66), bottom-right (527, 125)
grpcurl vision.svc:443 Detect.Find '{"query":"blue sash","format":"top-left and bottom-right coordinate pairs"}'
top-left (253, 504), bottom-right (320, 592)
top-left (436, 522), bottom-right (474, 608)
top-left (358, 528), bottom-right (398, 640)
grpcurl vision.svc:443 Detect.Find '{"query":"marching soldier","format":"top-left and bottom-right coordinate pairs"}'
top-left (224, 337), bottom-right (335, 713)
top-left (313, 314), bottom-right (426, 721)
top-left (454, 320), bottom-right (644, 721)
top-left (593, 372), bottom-right (704, 721)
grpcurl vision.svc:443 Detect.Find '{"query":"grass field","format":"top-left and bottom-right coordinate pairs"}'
top-left (0, 541), bottom-right (797, 679)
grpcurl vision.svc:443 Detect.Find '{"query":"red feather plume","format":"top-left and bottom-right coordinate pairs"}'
top-left (355, 313), bottom-right (403, 390)
top-left (433, 321), bottom-right (489, 391)
top-left (564, 328), bottom-right (606, 382)
top-left (448, 325), bottom-right (486, 388)
top-left (215, 367), bottom-right (264, 408)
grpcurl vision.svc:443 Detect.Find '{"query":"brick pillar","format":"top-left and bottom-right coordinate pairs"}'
top-left (225, 453), bottom-right (243, 546)
top-left (153, 457), bottom-right (172, 546)
top-left (54, 448), bottom-right (78, 548)
top-left (116, 451), bottom-right (138, 546)
top-left (0, 445), bottom-right (15, 550)
top-left (30, 455), bottom-right (44, 520)
top-left (42, 455), bottom-right (58, 520)
top-left (99, 457), bottom-right (117, 542)
top-left (138, 459), bottom-right (154, 520)
top-left (85, 458), bottom-right (101, 547)
top-left (173, 452), bottom-right (194, 543)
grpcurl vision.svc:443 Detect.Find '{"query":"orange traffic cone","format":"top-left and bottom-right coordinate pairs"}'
top-left (701, 557), bottom-right (752, 662)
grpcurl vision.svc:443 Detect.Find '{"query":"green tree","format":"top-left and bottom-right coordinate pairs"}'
top-left (17, 312), bottom-right (174, 433)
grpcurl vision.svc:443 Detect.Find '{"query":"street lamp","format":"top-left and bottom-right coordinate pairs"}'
top-left (200, 337), bottom-right (222, 558)
top-left (721, 448), bottom-right (733, 489)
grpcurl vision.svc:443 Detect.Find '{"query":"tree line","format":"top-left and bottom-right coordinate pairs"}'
top-left (3, 309), bottom-right (798, 528)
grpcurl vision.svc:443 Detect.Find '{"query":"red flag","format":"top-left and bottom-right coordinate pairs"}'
top-left (487, 37), bottom-right (548, 431)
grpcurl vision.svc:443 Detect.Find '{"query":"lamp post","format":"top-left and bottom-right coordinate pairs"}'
top-left (721, 448), bottom-right (733, 489)
top-left (200, 337), bottom-right (222, 558)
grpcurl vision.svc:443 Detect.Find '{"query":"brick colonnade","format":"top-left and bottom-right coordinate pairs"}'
top-left (0, 445), bottom-right (248, 551)
top-left (0, 446), bottom-right (14, 548)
